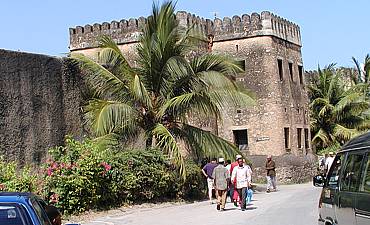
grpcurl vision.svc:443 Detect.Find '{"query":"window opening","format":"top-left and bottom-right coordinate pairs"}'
top-left (233, 129), bottom-right (248, 150)
top-left (284, 127), bottom-right (290, 149)
top-left (297, 128), bottom-right (302, 149)
top-left (304, 128), bottom-right (309, 149)
top-left (278, 59), bottom-right (283, 81)
top-left (289, 62), bottom-right (293, 81)
top-left (298, 65), bottom-right (304, 85)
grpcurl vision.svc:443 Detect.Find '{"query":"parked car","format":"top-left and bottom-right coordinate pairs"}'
top-left (313, 131), bottom-right (370, 225)
top-left (0, 192), bottom-right (52, 225)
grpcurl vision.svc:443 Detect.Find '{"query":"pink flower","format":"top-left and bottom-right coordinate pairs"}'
top-left (47, 168), bottom-right (53, 176)
top-left (51, 162), bottom-right (58, 170)
top-left (100, 162), bottom-right (111, 171)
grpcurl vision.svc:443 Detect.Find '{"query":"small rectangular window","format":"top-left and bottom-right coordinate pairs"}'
top-left (297, 128), bottom-right (302, 149)
top-left (298, 65), bottom-right (304, 85)
top-left (233, 129), bottom-right (248, 150)
top-left (278, 59), bottom-right (283, 81)
top-left (304, 128), bottom-right (309, 149)
top-left (289, 62), bottom-right (293, 81)
top-left (284, 127), bottom-right (290, 149)
top-left (237, 60), bottom-right (246, 71)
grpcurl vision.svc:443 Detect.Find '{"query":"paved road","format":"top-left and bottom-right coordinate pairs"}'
top-left (80, 183), bottom-right (321, 225)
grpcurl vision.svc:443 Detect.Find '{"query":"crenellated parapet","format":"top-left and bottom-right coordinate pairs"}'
top-left (69, 11), bottom-right (301, 51)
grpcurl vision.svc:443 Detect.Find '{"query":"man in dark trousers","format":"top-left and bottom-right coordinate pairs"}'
top-left (212, 158), bottom-right (230, 211)
top-left (266, 155), bottom-right (277, 192)
top-left (229, 154), bottom-right (242, 206)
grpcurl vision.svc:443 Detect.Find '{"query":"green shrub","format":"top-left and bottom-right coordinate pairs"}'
top-left (0, 156), bottom-right (40, 193)
top-left (43, 136), bottom-right (205, 215)
top-left (173, 160), bottom-right (206, 199)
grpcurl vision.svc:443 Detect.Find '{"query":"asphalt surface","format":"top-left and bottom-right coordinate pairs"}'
top-left (79, 183), bottom-right (322, 225)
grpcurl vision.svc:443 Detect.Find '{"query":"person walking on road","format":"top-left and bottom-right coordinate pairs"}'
top-left (231, 158), bottom-right (252, 211)
top-left (243, 159), bottom-right (253, 205)
top-left (325, 152), bottom-right (335, 175)
top-left (229, 154), bottom-right (242, 205)
top-left (225, 159), bottom-right (232, 200)
top-left (202, 158), bottom-right (218, 204)
top-left (266, 155), bottom-right (277, 193)
top-left (212, 158), bottom-right (230, 211)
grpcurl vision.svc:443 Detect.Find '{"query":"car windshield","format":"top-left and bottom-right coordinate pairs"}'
top-left (0, 204), bottom-right (30, 225)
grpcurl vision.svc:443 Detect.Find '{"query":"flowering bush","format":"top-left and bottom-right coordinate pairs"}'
top-left (43, 136), bottom-right (205, 215)
top-left (44, 137), bottom-right (114, 214)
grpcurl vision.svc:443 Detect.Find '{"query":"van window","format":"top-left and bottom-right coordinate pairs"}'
top-left (360, 154), bottom-right (370, 193)
top-left (30, 199), bottom-right (51, 225)
top-left (326, 154), bottom-right (345, 188)
top-left (340, 153), bottom-right (364, 192)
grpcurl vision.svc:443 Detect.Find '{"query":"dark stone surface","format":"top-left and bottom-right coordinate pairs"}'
top-left (0, 49), bottom-right (83, 165)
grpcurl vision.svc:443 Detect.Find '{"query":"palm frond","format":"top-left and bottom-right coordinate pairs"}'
top-left (312, 128), bottom-right (331, 147)
top-left (84, 99), bottom-right (138, 136)
top-left (131, 75), bottom-right (153, 109)
top-left (176, 124), bottom-right (241, 161)
top-left (333, 124), bottom-right (360, 142)
top-left (191, 54), bottom-right (244, 75)
top-left (158, 92), bottom-right (221, 120)
top-left (151, 123), bottom-right (185, 178)
top-left (71, 53), bottom-right (130, 98)
top-left (352, 56), bottom-right (362, 84)
top-left (98, 36), bottom-right (134, 78)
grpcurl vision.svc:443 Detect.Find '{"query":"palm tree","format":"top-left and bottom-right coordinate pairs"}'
top-left (308, 64), bottom-right (370, 153)
top-left (71, 1), bottom-right (253, 176)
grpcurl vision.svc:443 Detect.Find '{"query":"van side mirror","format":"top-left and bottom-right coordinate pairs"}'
top-left (313, 175), bottom-right (325, 187)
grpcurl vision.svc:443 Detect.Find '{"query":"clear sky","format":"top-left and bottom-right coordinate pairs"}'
top-left (1, 0), bottom-right (369, 70)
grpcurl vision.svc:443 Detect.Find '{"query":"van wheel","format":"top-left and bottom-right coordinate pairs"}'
top-left (325, 222), bottom-right (332, 225)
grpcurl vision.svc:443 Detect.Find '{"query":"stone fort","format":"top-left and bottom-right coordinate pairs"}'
top-left (0, 10), bottom-right (315, 182)
top-left (69, 11), bottom-right (311, 158)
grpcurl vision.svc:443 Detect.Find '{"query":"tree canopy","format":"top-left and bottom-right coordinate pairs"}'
top-left (308, 64), bottom-right (370, 153)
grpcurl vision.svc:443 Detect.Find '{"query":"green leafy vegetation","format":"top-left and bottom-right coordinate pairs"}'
top-left (0, 156), bottom-right (40, 193)
top-left (308, 63), bottom-right (370, 153)
top-left (0, 136), bottom-right (206, 215)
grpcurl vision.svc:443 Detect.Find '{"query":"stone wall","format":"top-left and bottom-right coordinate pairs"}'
top-left (248, 154), bottom-right (317, 184)
top-left (0, 49), bottom-right (83, 165)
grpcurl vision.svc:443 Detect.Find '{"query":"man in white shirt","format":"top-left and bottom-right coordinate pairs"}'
top-left (231, 158), bottom-right (252, 211)
top-left (325, 152), bottom-right (335, 174)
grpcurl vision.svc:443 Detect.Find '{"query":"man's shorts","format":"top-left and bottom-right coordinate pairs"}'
top-left (207, 178), bottom-right (214, 190)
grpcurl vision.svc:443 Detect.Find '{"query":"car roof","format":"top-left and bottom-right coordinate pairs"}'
top-left (0, 192), bottom-right (35, 203)
top-left (339, 131), bottom-right (370, 153)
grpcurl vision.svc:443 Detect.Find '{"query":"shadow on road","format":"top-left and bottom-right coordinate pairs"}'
top-left (223, 208), bottom-right (238, 211)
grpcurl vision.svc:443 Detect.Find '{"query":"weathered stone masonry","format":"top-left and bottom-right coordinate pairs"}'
top-left (0, 50), bottom-right (83, 164)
